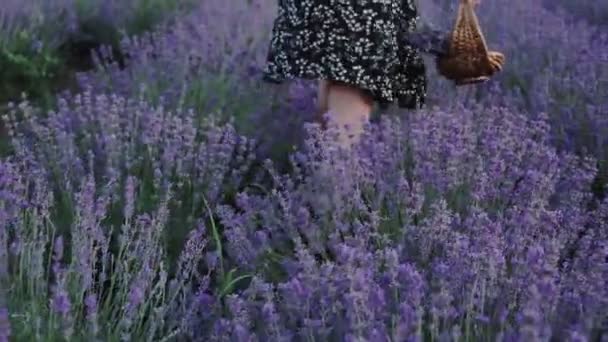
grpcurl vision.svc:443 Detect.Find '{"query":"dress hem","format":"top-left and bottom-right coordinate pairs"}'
top-left (262, 70), bottom-right (425, 110)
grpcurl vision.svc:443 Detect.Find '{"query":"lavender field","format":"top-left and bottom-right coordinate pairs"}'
top-left (0, 0), bottom-right (607, 341)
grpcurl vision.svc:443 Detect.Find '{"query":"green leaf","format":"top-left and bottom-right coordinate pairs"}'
top-left (202, 196), bottom-right (224, 277)
top-left (219, 273), bottom-right (253, 298)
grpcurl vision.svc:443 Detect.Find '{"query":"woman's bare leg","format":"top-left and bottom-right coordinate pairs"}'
top-left (315, 79), bottom-right (330, 128)
top-left (325, 81), bottom-right (374, 148)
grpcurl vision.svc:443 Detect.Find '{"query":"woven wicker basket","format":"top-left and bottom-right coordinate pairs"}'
top-left (436, 0), bottom-right (505, 85)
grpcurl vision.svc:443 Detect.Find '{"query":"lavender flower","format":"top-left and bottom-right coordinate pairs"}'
top-left (0, 308), bottom-right (10, 342)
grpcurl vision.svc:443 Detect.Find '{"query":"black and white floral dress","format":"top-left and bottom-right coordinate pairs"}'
top-left (262, 0), bottom-right (448, 109)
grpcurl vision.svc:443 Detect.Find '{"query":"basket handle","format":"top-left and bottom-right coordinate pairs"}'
top-left (460, 0), bottom-right (489, 54)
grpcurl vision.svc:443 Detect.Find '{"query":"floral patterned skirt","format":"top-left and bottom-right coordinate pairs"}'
top-left (262, 0), bottom-right (428, 109)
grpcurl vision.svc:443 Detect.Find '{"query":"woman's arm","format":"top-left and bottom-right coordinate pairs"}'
top-left (404, 19), bottom-right (450, 57)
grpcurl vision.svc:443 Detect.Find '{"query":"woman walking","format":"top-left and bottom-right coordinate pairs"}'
top-left (262, 0), bottom-right (453, 147)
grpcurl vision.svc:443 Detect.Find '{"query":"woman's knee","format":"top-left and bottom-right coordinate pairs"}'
top-left (327, 82), bottom-right (373, 109)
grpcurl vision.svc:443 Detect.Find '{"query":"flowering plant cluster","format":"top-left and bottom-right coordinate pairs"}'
top-left (0, 0), bottom-right (607, 341)
top-left (1, 93), bottom-right (606, 340)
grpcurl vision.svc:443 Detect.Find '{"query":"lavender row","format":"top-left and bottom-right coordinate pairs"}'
top-left (0, 92), bottom-right (606, 340)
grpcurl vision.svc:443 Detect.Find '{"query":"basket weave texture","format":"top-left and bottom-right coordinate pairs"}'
top-left (436, 0), bottom-right (505, 85)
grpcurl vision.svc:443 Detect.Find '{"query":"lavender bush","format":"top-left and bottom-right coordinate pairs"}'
top-left (1, 0), bottom-right (607, 340)
top-left (1, 0), bottom-right (195, 46)
top-left (81, 0), bottom-right (608, 178)
top-left (417, 0), bottom-right (608, 160)
top-left (544, 0), bottom-right (608, 27)
top-left (76, 0), bottom-right (277, 125)
top-left (1, 91), bottom-right (607, 340)
top-left (1, 92), bottom-right (258, 340)
top-left (0, 0), bottom-right (197, 105)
